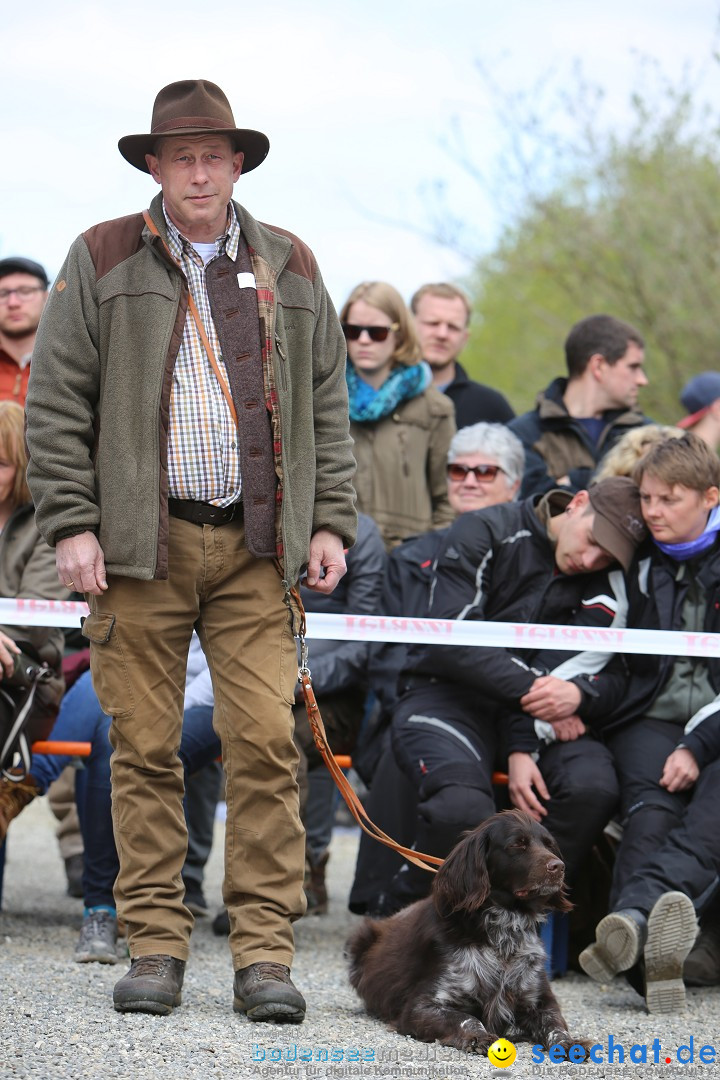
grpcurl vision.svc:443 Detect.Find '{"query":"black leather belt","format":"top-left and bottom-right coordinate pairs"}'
top-left (168, 498), bottom-right (242, 526)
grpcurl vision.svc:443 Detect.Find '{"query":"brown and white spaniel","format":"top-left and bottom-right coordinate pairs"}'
top-left (347, 810), bottom-right (590, 1057)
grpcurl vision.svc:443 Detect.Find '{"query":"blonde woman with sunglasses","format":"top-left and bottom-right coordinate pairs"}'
top-left (340, 281), bottom-right (455, 551)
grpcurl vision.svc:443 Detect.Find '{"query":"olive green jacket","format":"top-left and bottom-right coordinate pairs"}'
top-left (25, 194), bottom-right (357, 584)
top-left (0, 502), bottom-right (66, 708)
top-left (351, 385), bottom-right (456, 551)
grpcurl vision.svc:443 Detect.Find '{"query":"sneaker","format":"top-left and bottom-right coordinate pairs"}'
top-left (233, 962), bottom-right (306, 1023)
top-left (644, 891), bottom-right (698, 1014)
top-left (304, 851), bottom-right (329, 916)
top-left (74, 909), bottom-right (119, 964)
top-left (0, 774), bottom-right (39, 843)
top-left (579, 908), bottom-right (647, 983)
top-left (182, 880), bottom-right (210, 918)
top-left (65, 853), bottom-right (84, 899)
top-left (113, 955), bottom-right (186, 1015)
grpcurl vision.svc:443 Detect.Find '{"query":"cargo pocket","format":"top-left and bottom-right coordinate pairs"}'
top-left (279, 610), bottom-right (299, 707)
top-left (81, 612), bottom-right (136, 719)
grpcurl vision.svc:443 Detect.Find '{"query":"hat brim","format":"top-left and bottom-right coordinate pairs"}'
top-left (677, 405), bottom-right (711, 429)
top-left (118, 127), bottom-right (270, 174)
top-left (591, 513), bottom-right (634, 573)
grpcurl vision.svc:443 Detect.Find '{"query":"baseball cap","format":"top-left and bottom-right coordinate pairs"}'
top-left (587, 477), bottom-right (648, 572)
top-left (677, 372), bottom-right (720, 429)
top-left (0, 257), bottom-right (49, 288)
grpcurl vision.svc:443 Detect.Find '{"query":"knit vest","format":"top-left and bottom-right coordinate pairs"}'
top-left (205, 235), bottom-right (277, 558)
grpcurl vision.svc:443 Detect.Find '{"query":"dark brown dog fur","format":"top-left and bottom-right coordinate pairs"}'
top-left (347, 810), bottom-right (590, 1056)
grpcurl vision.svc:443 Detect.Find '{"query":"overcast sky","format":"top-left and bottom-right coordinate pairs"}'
top-left (3, 0), bottom-right (719, 309)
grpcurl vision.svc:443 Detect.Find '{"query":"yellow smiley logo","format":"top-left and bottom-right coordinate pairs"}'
top-left (487, 1038), bottom-right (517, 1068)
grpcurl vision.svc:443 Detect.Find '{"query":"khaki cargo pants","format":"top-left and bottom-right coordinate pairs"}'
top-left (84, 515), bottom-right (306, 970)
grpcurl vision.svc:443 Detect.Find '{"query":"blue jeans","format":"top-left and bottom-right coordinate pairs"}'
top-left (30, 671), bottom-right (221, 909)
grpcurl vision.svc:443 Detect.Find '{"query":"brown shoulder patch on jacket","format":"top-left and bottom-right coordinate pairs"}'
top-left (82, 212), bottom-right (147, 282)
top-left (260, 222), bottom-right (317, 281)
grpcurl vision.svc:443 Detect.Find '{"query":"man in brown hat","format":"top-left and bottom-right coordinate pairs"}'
top-left (25, 79), bottom-right (357, 1021)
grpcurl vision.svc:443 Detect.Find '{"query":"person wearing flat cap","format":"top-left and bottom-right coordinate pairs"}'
top-left (0, 257), bottom-right (49, 406)
top-left (374, 475), bottom-right (647, 918)
top-left (25, 79), bottom-right (357, 1021)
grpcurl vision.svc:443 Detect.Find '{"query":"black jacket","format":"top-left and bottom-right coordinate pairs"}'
top-left (510, 376), bottom-right (649, 498)
top-left (598, 543), bottom-right (720, 768)
top-left (400, 494), bottom-right (630, 750)
top-left (441, 362), bottom-right (515, 429)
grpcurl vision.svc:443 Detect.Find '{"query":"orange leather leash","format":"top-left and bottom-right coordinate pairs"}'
top-left (289, 583), bottom-right (442, 874)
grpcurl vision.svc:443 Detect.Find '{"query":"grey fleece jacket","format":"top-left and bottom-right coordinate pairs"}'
top-left (25, 193), bottom-right (357, 585)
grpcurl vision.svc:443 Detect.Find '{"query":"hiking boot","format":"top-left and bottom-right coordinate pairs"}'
top-left (233, 962), bottom-right (306, 1023)
top-left (644, 891), bottom-right (698, 1014)
top-left (74, 909), bottom-right (119, 964)
top-left (304, 851), bottom-right (329, 915)
top-left (684, 924), bottom-right (720, 987)
top-left (0, 774), bottom-right (40, 843)
top-left (113, 955), bottom-right (185, 1015)
top-left (579, 908), bottom-right (647, 983)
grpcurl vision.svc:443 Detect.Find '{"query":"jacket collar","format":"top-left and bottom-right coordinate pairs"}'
top-left (143, 192), bottom-right (294, 275)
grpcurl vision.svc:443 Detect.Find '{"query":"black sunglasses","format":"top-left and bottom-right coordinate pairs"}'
top-left (447, 463), bottom-right (504, 482)
top-left (342, 322), bottom-right (399, 342)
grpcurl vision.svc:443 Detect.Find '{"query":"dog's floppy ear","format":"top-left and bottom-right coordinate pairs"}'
top-left (433, 824), bottom-right (491, 918)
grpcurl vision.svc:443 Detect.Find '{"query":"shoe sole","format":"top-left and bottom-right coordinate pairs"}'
top-left (233, 994), bottom-right (305, 1023)
top-left (645, 892), bottom-right (697, 1014)
top-left (579, 912), bottom-right (643, 983)
top-left (113, 992), bottom-right (182, 1016)
top-left (75, 949), bottom-right (119, 965)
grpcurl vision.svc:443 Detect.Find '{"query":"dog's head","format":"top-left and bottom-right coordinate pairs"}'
top-left (432, 809), bottom-right (571, 919)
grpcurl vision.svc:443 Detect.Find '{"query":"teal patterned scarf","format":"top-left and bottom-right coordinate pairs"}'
top-left (346, 360), bottom-right (432, 423)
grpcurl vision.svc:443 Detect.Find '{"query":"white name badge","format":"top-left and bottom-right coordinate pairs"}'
top-left (237, 272), bottom-right (257, 290)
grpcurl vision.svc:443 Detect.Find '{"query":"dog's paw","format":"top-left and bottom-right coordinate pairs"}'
top-left (539, 1033), bottom-right (593, 1063)
top-left (441, 1023), bottom-right (496, 1055)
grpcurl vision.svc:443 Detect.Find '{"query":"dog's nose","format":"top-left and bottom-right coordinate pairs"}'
top-left (546, 858), bottom-right (564, 875)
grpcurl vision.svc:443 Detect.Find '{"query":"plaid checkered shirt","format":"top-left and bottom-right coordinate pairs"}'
top-left (164, 201), bottom-right (242, 506)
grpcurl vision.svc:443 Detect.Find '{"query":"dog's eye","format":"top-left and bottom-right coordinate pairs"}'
top-left (507, 839), bottom-right (528, 851)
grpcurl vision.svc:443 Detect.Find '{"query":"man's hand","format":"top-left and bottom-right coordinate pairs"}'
top-left (305, 529), bottom-right (347, 595)
top-left (660, 747), bottom-right (699, 793)
top-left (56, 532), bottom-right (108, 596)
top-left (0, 630), bottom-right (20, 679)
top-left (508, 751), bottom-right (550, 821)
top-left (550, 715), bottom-right (587, 742)
top-left (520, 675), bottom-right (582, 722)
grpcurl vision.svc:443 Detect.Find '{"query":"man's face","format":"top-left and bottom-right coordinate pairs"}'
top-left (597, 342), bottom-right (648, 410)
top-left (639, 472), bottom-right (718, 545)
top-left (553, 492), bottom-right (615, 575)
top-left (446, 452), bottom-right (519, 514)
top-left (145, 134), bottom-right (244, 242)
top-left (0, 273), bottom-right (48, 339)
top-left (413, 294), bottom-right (469, 370)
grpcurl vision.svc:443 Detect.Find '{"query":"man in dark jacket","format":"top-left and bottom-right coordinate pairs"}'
top-left (411, 283), bottom-right (514, 428)
top-left (374, 476), bottom-right (647, 915)
top-left (580, 433), bottom-right (720, 1013)
top-left (510, 313), bottom-right (650, 498)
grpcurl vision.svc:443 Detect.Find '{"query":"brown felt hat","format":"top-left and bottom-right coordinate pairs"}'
top-left (118, 79), bottom-right (270, 174)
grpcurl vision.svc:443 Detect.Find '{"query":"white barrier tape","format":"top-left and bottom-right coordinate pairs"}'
top-left (1, 597), bottom-right (719, 659)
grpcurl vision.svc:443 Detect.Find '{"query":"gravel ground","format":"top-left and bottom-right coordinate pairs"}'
top-left (1, 797), bottom-right (719, 1080)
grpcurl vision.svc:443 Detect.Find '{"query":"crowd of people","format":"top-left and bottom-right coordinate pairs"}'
top-left (1, 77), bottom-right (719, 1032)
